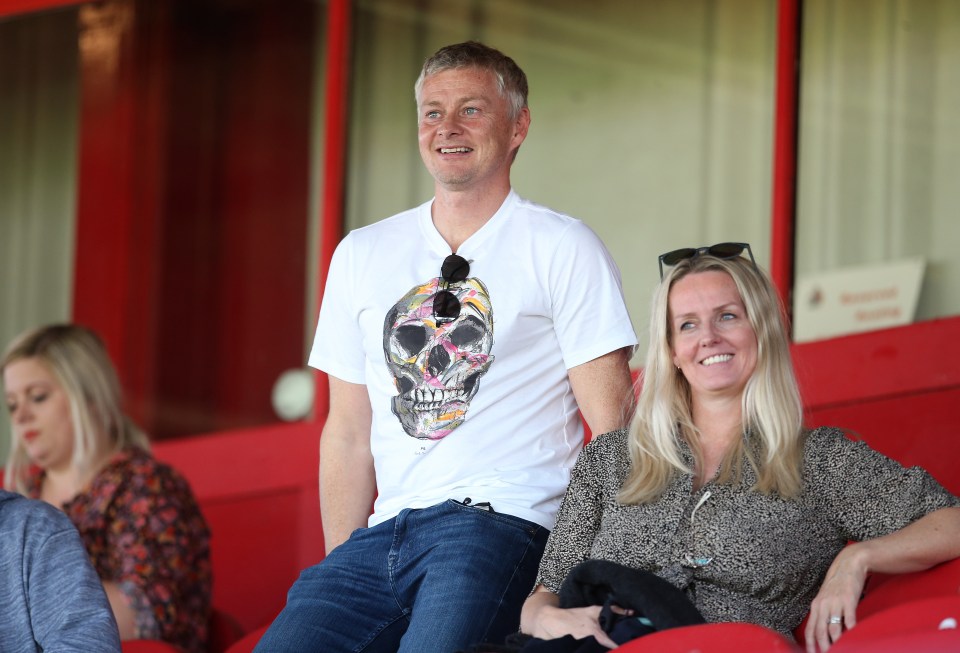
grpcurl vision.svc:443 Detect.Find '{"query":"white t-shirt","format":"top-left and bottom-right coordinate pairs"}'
top-left (310, 190), bottom-right (637, 529)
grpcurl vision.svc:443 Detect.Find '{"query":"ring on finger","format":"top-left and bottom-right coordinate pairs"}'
top-left (828, 616), bottom-right (842, 625)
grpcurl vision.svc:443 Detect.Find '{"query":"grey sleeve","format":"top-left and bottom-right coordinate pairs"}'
top-left (28, 525), bottom-right (122, 653)
top-left (810, 427), bottom-right (960, 541)
top-left (535, 437), bottom-right (611, 593)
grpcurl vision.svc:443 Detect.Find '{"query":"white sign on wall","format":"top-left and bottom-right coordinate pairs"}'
top-left (793, 258), bottom-right (925, 343)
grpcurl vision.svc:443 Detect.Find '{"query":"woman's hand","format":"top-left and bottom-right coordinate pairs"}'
top-left (520, 586), bottom-right (628, 649)
top-left (805, 507), bottom-right (960, 652)
top-left (532, 604), bottom-right (621, 649)
top-left (804, 544), bottom-right (868, 653)
top-left (102, 581), bottom-right (139, 639)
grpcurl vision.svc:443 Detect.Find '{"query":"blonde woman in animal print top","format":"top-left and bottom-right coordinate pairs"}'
top-left (520, 244), bottom-right (960, 653)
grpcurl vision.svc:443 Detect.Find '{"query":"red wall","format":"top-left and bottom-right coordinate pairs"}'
top-left (152, 422), bottom-right (324, 632)
top-left (71, 0), bottom-right (315, 438)
top-left (794, 316), bottom-right (960, 496)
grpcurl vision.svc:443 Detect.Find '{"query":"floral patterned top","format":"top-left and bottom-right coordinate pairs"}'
top-left (27, 448), bottom-right (211, 653)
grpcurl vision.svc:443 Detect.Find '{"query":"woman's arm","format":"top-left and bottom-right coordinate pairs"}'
top-left (805, 506), bottom-right (960, 653)
top-left (520, 435), bottom-right (629, 647)
top-left (105, 455), bottom-right (211, 644)
top-left (103, 581), bottom-right (138, 639)
top-left (520, 585), bottom-right (620, 649)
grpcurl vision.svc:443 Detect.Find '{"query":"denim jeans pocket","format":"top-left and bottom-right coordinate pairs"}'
top-left (446, 498), bottom-right (543, 538)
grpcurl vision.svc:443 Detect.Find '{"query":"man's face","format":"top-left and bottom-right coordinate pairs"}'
top-left (417, 67), bottom-right (529, 191)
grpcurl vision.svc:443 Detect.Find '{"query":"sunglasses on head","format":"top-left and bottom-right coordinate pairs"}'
top-left (658, 242), bottom-right (757, 280)
top-left (433, 254), bottom-right (470, 322)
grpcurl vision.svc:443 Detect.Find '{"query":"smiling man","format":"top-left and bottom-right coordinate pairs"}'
top-left (255, 41), bottom-right (637, 653)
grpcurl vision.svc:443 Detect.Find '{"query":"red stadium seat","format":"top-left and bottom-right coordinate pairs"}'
top-left (794, 556), bottom-right (960, 648)
top-left (223, 625), bottom-right (268, 653)
top-left (208, 607), bottom-right (246, 653)
top-left (830, 595), bottom-right (960, 652)
top-left (831, 628), bottom-right (960, 653)
top-left (121, 641), bottom-right (183, 653)
top-left (857, 557), bottom-right (960, 619)
top-left (612, 622), bottom-right (800, 652)
top-left (119, 607), bottom-right (244, 653)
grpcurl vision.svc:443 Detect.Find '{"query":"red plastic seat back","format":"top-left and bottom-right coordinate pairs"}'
top-left (829, 595), bottom-right (960, 652)
top-left (223, 625), bottom-right (269, 653)
top-left (612, 621), bottom-right (800, 652)
top-left (858, 557), bottom-right (960, 619)
top-left (208, 608), bottom-right (246, 653)
top-left (120, 642), bottom-right (183, 653)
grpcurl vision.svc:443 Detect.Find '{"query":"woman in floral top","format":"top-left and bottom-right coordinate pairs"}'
top-left (3, 324), bottom-right (211, 653)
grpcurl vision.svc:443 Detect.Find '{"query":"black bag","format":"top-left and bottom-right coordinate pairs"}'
top-left (460, 560), bottom-right (705, 653)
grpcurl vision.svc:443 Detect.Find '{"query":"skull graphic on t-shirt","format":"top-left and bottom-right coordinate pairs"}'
top-left (382, 276), bottom-right (494, 440)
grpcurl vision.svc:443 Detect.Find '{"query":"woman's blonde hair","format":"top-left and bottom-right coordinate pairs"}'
top-left (619, 254), bottom-right (804, 504)
top-left (2, 324), bottom-right (149, 493)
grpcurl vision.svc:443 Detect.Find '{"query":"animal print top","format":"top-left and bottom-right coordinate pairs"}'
top-left (535, 427), bottom-right (959, 637)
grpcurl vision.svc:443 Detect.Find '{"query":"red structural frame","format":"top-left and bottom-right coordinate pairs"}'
top-left (0, 0), bottom-right (74, 15)
top-left (70, 0), bottom-right (167, 428)
top-left (770, 0), bottom-right (799, 305)
top-left (312, 0), bottom-right (351, 419)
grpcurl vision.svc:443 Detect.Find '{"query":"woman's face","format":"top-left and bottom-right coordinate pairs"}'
top-left (668, 270), bottom-right (758, 404)
top-left (3, 357), bottom-right (75, 473)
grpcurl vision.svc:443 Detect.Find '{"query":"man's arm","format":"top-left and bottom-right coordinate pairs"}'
top-left (567, 347), bottom-right (635, 435)
top-left (319, 376), bottom-right (376, 554)
top-left (31, 526), bottom-right (122, 651)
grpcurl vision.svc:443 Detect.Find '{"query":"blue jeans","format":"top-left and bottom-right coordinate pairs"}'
top-left (254, 499), bottom-right (549, 653)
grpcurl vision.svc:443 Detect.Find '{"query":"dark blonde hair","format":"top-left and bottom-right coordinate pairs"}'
top-left (619, 254), bottom-right (805, 503)
top-left (2, 324), bottom-right (148, 493)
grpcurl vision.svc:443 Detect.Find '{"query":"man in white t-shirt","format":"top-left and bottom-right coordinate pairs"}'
top-left (255, 41), bottom-right (637, 653)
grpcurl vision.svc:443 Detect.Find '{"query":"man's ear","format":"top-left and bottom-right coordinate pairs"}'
top-left (512, 106), bottom-right (531, 147)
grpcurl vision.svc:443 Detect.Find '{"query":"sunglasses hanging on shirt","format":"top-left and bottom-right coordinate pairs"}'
top-left (433, 254), bottom-right (470, 322)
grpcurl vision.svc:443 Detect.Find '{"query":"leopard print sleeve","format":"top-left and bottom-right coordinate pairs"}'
top-left (535, 430), bottom-right (630, 593)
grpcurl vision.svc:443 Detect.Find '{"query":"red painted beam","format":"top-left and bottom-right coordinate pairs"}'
top-left (771, 0), bottom-right (800, 314)
top-left (72, 0), bottom-right (141, 377)
top-left (0, 0), bottom-right (78, 18)
top-left (71, 0), bottom-right (170, 430)
top-left (312, 0), bottom-right (352, 420)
